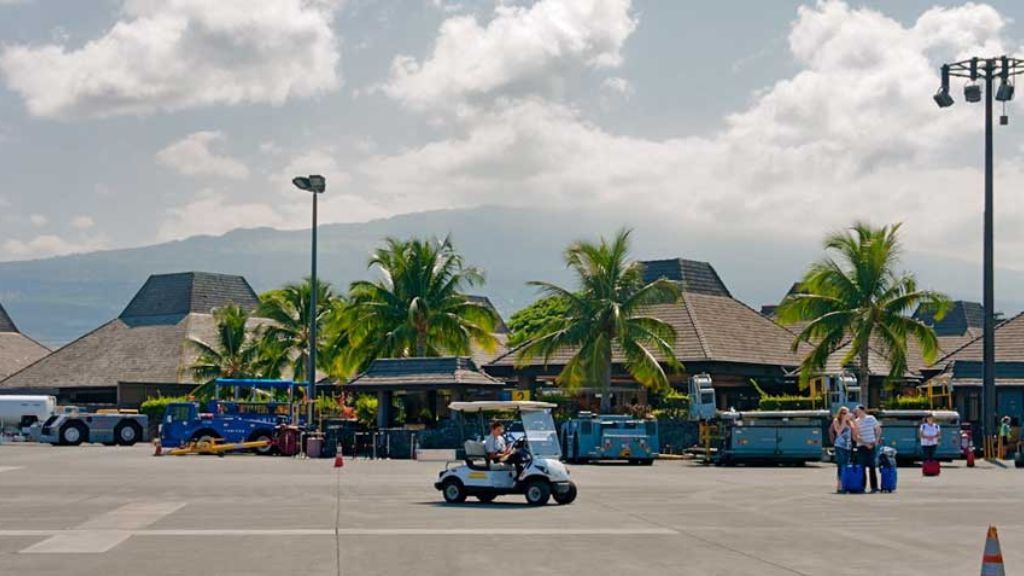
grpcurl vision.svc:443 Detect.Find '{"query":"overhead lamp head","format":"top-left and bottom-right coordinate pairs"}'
top-left (292, 175), bottom-right (326, 193)
top-left (964, 83), bottom-right (982, 103)
top-left (934, 89), bottom-right (954, 108)
top-left (996, 82), bottom-right (1014, 102)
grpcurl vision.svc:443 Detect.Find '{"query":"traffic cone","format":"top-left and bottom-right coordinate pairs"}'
top-left (334, 446), bottom-right (344, 468)
top-left (980, 526), bottom-right (1005, 576)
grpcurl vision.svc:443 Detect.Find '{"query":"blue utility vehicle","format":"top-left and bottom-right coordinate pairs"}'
top-left (560, 413), bottom-right (658, 464)
top-left (159, 379), bottom-right (305, 454)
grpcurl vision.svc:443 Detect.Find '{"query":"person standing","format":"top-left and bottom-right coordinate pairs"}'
top-left (830, 406), bottom-right (855, 493)
top-left (918, 413), bottom-right (941, 462)
top-left (998, 416), bottom-right (1012, 459)
top-left (854, 405), bottom-right (882, 493)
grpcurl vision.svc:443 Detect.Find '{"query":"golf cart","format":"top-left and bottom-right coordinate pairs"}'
top-left (434, 401), bottom-right (577, 506)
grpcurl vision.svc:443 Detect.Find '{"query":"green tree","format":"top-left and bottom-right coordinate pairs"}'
top-left (516, 229), bottom-right (682, 413)
top-left (507, 295), bottom-right (571, 347)
top-left (188, 304), bottom-right (261, 393)
top-left (257, 278), bottom-right (344, 384)
top-left (776, 222), bottom-right (950, 406)
top-left (342, 236), bottom-right (500, 369)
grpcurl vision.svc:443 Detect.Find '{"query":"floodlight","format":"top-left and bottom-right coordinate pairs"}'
top-left (996, 82), bottom-right (1014, 102)
top-left (934, 90), bottom-right (954, 108)
top-left (965, 84), bottom-right (982, 103)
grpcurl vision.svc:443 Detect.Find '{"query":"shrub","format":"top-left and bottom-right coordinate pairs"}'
top-left (757, 395), bottom-right (817, 411)
top-left (353, 394), bottom-right (378, 429)
top-left (652, 392), bottom-right (689, 420)
top-left (881, 395), bottom-right (931, 410)
top-left (139, 396), bottom-right (189, 421)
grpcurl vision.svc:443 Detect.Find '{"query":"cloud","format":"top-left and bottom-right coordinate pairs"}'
top-left (0, 0), bottom-right (343, 118)
top-left (28, 214), bottom-right (47, 227)
top-left (1, 233), bottom-right (107, 260)
top-left (156, 131), bottom-right (250, 179)
top-left (157, 189), bottom-right (287, 240)
top-left (363, 1), bottom-right (1020, 266)
top-left (71, 215), bottom-right (95, 230)
top-left (384, 0), bottom-right (636, 110)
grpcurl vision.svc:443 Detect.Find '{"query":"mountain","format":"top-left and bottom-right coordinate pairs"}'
top-left (1, 205), bottom-right (1021, 347)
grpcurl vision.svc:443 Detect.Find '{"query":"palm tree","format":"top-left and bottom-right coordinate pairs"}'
top-left (342, 236), bottom-right (499, 369)
top-left (776, 222), bottom-right (950, 407)
top-left (516, 229), bottom-right (682, 413)
top-left (257, 278), bottom-right (343, 384)
top-left (188, 304), bottom-right (261, 395)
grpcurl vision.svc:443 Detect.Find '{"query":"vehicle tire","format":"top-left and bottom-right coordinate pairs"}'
top-left (524, 479), bottom-right (551, 506)
top-left (249, 431), bottom-right (277, 455)
top-left (441, 479), bottom-right (467, 504)
top-left (476, 494), bottom-right (496, 503)
top-left (114, 421), bottom-right (142, 446)
top-left (59, 422), bottom-right (87, 446)
top-left (190, 430), bottom-right (221, 452)
top-left (552, 482), bottom-right (577, 505)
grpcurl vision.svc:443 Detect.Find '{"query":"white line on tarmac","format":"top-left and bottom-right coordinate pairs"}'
top-left (19, 501), bottom-right (186, 554)
top-left (0, 466), bottom-right (23, 473)
top-left (4, 527), bottom-right (677, 539)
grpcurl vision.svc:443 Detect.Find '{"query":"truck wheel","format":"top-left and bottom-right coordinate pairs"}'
top-left (249, 431), bottom-right (277, 455)
top-left (114, 421), bottom-right (142, 446)
top-left (190, 430), bottom-right (221, 452)
top-left (59, 422), bottom-right (87, 446)
top-left (441, 479), bottom-right (466, 504)
top-left (524, 479), bottom-right (551, 506)
top-left (553, 482), bottom-right (578, 505)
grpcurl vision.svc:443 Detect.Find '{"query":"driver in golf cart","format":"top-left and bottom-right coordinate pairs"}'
top-left (485, 421), bottom-right (524, 479)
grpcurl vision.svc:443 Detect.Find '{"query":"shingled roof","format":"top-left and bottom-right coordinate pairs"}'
top-left (345, 357), bottom-right (506, 391)
top-left (1, 272), bottom-right (263, 391)
top-left (0, 302), bottom-right (50, 380)
top-left (641, 259), bottom-right (731, 297)
top-left (914, 301), bottom-right (984, 338)
top-left (933, 311), bottom-right (1024, 366)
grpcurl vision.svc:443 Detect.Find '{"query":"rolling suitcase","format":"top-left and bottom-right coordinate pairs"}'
top-left (922, 459), bottom-right (941, 477)
top-left (880, 466), bottom-right (897, 492)
top-left (841, 464), bottom-right (865, 493)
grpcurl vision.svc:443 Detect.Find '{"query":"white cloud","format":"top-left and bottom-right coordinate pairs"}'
top-left (363, 1), bottom-right (1020, 266)
top-left (0, 0), bottom-right (343, 118)
top-left (71, 215), bottom-right (95, 230)
top-left (28, 214), bottom-right (47, 227)
top-left (384, 0), bottom-right (636, 110)
top-left (157, 189), bottom-right (287, 241)
top-left (1, 233), bottom-right (107, 260)
top-left (601, 76), bottom-right (632, 97)
top-left (156, 131), bottom-right (250, 180)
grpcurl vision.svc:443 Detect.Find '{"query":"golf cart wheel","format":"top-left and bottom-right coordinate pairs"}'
top-left (524, 479), bottom-right (551, 506)
top-left (442, 479), bottom-right (467, 504)
top-left (59, 422), bottom-right (87, 446)
top-left (114, 421), bottom-right (142, 446)
top-left (476, 494), bottom-right (496, 503)
top-left (553, 482), bottom-right (577, 505)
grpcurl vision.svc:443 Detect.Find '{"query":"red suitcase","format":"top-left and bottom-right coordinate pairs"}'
top-left (922, 459), bottom-right (941, 477)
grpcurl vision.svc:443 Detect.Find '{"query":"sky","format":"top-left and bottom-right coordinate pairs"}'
top-left (2, 0), bottom-right (1024, 277)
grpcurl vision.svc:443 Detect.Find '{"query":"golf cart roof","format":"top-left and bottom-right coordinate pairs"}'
top-left (448, 401), bottom-right (557, 413)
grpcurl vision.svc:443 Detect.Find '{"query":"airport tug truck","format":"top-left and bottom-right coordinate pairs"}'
top-left (435, 401), bottom-right (577, 506)
top-left (39, 406), bottom-right (148, 446)
top-left (561, 412), bottom-right (659, 465)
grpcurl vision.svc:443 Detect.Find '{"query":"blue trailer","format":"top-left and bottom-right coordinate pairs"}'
top-left (159, 379), bottom-right (304, 454)
top-left (876, 410), bottom-right (962, 462)
top-left (560, 413), bottom-right (659, 464)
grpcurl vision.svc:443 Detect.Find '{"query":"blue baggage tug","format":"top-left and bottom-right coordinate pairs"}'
top-left (560, 413), bottom-right (659, 465)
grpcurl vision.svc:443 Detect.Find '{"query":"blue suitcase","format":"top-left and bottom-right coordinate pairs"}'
top-left (880, 466), bottom-right (897, 493)
top-left (841, 464), bottom-right (865, 493)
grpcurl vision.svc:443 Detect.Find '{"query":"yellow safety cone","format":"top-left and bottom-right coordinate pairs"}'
top-left (981, 526), bottom-right (1005, 576)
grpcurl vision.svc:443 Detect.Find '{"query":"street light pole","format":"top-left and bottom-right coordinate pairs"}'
top-left (292, 175), bottom-right (326, 443)
top-left (934, 56), bottom-right (1022, 443)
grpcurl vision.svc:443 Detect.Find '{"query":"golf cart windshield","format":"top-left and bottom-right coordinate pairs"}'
top-left (521, 410), bottom-right (561, 458)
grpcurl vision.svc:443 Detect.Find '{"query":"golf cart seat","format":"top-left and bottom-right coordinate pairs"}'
top-left (463, 440), bottom-right (510, 471)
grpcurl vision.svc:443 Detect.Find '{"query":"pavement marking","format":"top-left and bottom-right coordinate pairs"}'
top-left (0, 465), bottom-right (24, 473)
top-left (4, 527), bottom-right (677, 539)
top-left (19, 501), bottom-right (186, 554)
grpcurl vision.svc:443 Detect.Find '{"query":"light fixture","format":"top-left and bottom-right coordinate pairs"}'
top-left (996, 82), bottom-right (1014, 102)
top-left (292, 175), bottom-right (326, 193)
top-left (934, 90), bottom-right (954, 108)
top-left (965, 83), bottom-right (982, 103)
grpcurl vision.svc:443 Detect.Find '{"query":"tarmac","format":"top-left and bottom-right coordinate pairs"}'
top-left (0, 443), bottom-right (1020, 576)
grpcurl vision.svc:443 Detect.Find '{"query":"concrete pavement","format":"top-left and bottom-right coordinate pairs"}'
top-left (0, 444), bottom-right (1020, 575)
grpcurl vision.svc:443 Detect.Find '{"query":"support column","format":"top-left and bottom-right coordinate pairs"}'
top-left (377, 390), bottom-right (393, 429)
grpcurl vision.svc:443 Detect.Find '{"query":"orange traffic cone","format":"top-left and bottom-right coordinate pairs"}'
top-left (334, 447), bottom-right (344, 468)
top-left (981, 526), bottom-right (1005, 576)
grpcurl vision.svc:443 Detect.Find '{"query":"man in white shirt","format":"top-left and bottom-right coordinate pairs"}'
top-left (484, 421), bottom-right (511, 461)
top-left (919, 414), bottom-right (941, 461)
top-left (854, 405), bottom-right (882, 493)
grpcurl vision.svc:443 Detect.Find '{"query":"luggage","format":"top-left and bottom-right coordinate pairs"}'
top-left (922, 459), bottom-right (941, 477)
top-left (879, 446), bottom-right (898, 469)
top-left (880, 466), bottom-right (897, 492)
top-left (841, 464), bottom-right (865, 493)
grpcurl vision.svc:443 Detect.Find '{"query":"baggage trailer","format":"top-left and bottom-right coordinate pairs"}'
top-left (876, 409), bottom-right (962, 462)
top-left (561, 413), bottom-right (659, 464)
top-left (159, 379), bottom-right (306, 455)
top-left (38, 406), bottom-right (148, 446)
